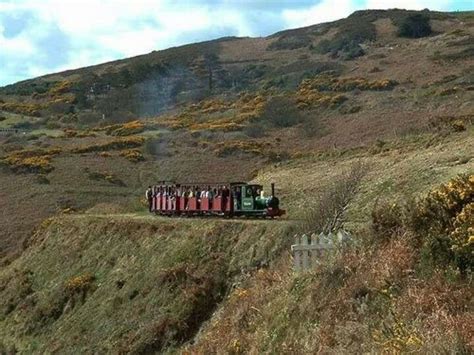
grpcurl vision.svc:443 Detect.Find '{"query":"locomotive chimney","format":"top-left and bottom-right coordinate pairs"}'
top-left (271, 183), bottom-right (275, 196)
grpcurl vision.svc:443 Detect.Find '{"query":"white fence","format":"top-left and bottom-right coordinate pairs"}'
top-left (291, 230), bottom-right (351, 271)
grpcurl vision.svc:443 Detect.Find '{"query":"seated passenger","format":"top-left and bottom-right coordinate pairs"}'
top-left (206, 186), bottom-right (213, 199)
top-left (235, 187), bottom-right (242, 209)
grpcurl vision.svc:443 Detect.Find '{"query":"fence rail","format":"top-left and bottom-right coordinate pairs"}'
top-left (291, 230), bottom-right (351, 271)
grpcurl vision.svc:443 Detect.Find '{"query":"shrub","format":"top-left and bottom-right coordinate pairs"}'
top-left (214, 140), bottom-right (271, 157)
top-left (77, 111), bottom-right (103, 125)
top-left (429, 114), bottom-right (473, 133)
top-left (408, 174), bottom-right (473, 275)
top-left (398, 14), bottom-right (432, 38)
top-left (300, 114), bottom-right (327, 138)
top-left (64, 273), bottom-right (95, 305)
top-left (85, 169), bottom-right (126, 186)
top-left (72, 136), bottom-right (144, 153)
top-left (260, 96), bottom-right (304, 127)
top-left (315, 20), bottom-right (375, 58)
top-left (243, 122), bottom-right (266, 138)
top-left (48, 80), bottom-right (72, 96)
top-left (143, 138), bottom-right (170, 157)
top-left (96, 120), bottom-right (145, 136)
top-left (65, 273), bottom-right (95, 295)
top-left (0, 102), bottom-right (44, 117)
top-left (1, 147), bottom-right (61, 174)
top-left (300, 161), bottom-right (367, 234)
top-left (119, 149), bottom-right (145, 162)
top-left (299, 74), bottom-right (398, 92)
top-left (371, 199), bottom-right (405, 240)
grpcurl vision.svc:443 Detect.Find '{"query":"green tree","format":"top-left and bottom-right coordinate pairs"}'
top-left (398, 14), bottom-right (432, 38)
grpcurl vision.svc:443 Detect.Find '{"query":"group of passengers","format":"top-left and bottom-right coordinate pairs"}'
top-left (145, 185), bottom-right (230, 212)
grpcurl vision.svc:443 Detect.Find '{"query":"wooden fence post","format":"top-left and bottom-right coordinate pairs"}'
top-left (291, 230), bottom-right (351, 271)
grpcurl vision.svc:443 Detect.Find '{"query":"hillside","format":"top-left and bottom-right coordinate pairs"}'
top-left (1, 142), bottom-right (472, 352)
top-left (0, 8), bottom-right (473, 353)
top-left (1, 9), bottom-right (473, 261)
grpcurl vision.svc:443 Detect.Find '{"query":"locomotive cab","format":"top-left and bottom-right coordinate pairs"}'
top-left (231, 182), bottom-right (284, 217)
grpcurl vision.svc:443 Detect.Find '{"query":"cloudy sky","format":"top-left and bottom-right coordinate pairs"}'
top-left (0, 0), bottom-right (471, 86)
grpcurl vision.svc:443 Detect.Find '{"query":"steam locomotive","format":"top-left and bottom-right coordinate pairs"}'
top-left (150, 182), bottom-right (285, 218)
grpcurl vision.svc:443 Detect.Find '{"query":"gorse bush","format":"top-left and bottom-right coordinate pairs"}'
top-left (1, 148), bottom-right (61, 174)
top-left (398, 14), bottom-right (432, 38)
top-left (119, 149), bottom-right (145, 162)
top-left (65, 273), bottom-right (95, 295)
top-left (409, 174), bottom-right (473, 274)
top-left (372, 174), bottom-right (473, 275)
top-left (95, 120), bottom-right (145, 136)
top-left (72, 136), bottom-right (144, 153)
top-left (0, 102), bottom-right (44, 117)
top-left (161, 93), bottom-right (266, 132)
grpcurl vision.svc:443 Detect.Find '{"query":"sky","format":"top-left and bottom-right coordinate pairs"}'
top-left (0, 0), bottom-right (472, 86)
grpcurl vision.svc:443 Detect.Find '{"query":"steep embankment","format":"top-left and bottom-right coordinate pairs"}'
top-left (0, 214), bottom-right (293, 353)
top-left (1, 126), bottom-right (473, 353)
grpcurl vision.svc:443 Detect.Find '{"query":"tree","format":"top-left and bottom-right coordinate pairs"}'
top-left (193, 52), bottom-right (222, 91)
top-left (398, 14), bottom-right (432, 38)
top-left (261, 96), bottom-right (304, 128)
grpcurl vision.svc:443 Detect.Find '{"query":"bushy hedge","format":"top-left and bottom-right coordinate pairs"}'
top-left (315, 21), bottom-right (376, 59)
top-left (372, 174), bottom-right (474, 275)
top-left (398, 14), bottom-right (432, 38)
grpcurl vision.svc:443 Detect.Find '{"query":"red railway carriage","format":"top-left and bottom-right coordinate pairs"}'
top-left (151, 182), bottom-right (285, 218)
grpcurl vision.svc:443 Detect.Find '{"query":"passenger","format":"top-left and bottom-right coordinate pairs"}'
top-left (235, 186), bottom-right (242, 209)
top-left (222, 185), bottom-right (229, 212)
top-left (206, 186), bottom-right (213, 199)
top-left (145, 186), bottom-right (153, 212)
top-left (206, 186), bottom-right (213, 209)
top-left (196, 186), bottom-right (201, 209)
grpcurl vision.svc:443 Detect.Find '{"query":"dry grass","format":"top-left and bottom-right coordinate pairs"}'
top-left (0, 215), bottom-right (292, 353)
top-left (119, 149), bottom-right (145, 162)
top-left (71, 136), bottom-right (144, 153)
top-left (214, 140), bottom-right (271, 157)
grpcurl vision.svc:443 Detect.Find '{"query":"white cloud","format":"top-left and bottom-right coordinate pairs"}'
top-left (283, 0), bottom-right (358, 28)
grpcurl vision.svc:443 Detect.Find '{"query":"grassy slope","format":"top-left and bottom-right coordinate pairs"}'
top-left (0, 9), bottom-right (473, 260)
top-left (0, 127), bottom-right (472, 353)
top-left (0, 214), bottom-right (293, 353)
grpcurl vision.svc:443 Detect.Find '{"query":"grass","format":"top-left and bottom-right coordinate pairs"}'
top-left (0, 214), bottom-right (293, 353)
top-left (71, 136), bottom-right (145, 153)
